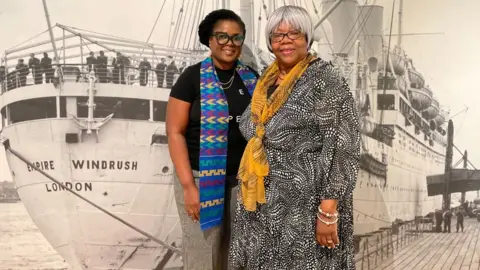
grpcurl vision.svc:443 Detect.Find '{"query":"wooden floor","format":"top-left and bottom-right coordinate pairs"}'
top-left (377, 217), bottom-right (480, 270)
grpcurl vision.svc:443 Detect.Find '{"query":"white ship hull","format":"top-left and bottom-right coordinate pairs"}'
top-left (353, 128), bottom-right (444, 234)
top-left (2, 119), bottom-right (182, 270)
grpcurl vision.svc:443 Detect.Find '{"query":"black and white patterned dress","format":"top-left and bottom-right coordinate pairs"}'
top-left (229, 59), bottom-right (361, 269)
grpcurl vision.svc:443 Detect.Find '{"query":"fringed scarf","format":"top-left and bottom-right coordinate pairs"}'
top-left (237, 54), bottom-right (316, 211)
top-left (199, 57), bottom-right (257, 230)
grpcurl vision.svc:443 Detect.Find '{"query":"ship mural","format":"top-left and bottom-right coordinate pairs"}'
top-left (0, 0), bottom-right (451, 269)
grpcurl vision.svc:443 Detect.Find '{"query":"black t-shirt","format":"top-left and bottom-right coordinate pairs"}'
top-left (170, 62), bottom-right (258, 176)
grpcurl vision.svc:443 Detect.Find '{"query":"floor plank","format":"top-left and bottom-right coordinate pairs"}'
top-left (368, 217), bottom-right (480, 270)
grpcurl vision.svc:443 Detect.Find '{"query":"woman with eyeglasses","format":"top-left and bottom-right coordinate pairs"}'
top-left (166, 9), bottom-right (258, 270)
top-left (229, 6), bottom-right (360, 269)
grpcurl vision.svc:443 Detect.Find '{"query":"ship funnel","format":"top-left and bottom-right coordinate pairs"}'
top-left (312, 18), bottom-right (334, 61)
top-left (320, 0), bottom-right (359, 55)
top-left (358, 5), bottom-right (384, 60)
top-left (312, 16), bottom-right (333, 42)
top-left (239, 0), bottom-right (255, 68)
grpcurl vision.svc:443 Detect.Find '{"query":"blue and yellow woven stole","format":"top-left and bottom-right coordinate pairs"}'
top-left (199, 57), bottom-right (257, 230)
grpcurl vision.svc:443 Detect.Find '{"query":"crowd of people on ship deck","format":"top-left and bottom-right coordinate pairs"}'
top-left (0, 50), bottom-right (189, 92)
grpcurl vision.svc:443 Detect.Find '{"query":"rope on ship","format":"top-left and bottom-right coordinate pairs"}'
top-left (6, 27), bottom-right (53, 51)
top-left (139, 0), bottom-right (167, 57)
top-left (1, 139), bottom-right (181, 255)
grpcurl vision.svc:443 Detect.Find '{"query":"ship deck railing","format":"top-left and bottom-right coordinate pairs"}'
top-left (354, 217), bottom-right (433, 269)
top-left (0, 62), bottom-right (178, 128)
top-left (1, 63), bottom-right (178, 93)
top-left (375, 216), bottom-right (480, 269)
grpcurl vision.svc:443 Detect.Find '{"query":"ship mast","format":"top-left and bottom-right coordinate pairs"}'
top-left (443, 120), bottom-right (454, 210)
top-left (397, 0), bottom-right (403, 47)
top-left (460, 150), bottom-right (468, 204)
top-left (42, 0), bottom-right (60, 66)
top-left (42, 0), bottom-right (61, 119)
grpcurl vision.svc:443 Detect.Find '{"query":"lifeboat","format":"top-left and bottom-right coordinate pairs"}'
top-left (409, 85), bottom-right (432, 111)
top-left (424, 96), bottom-right (440, 120)
top-left (434, 109), bottom-right (448, 126)
top-left (377, 48), bottom-right (406, 76)
top-left (407, 69), bottom-right (425, 89)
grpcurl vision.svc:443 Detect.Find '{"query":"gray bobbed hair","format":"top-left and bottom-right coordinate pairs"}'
top-left (265, 5), bottom-right (313, 52)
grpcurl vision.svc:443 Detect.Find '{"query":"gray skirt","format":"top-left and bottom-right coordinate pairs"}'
top-left (173, 170), bottom-right (238, 270)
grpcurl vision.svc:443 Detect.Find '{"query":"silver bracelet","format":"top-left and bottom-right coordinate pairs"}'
top-left (317, 212), bottom-right (338, 226)
top-left (317, 206), bottom-right (339, 219)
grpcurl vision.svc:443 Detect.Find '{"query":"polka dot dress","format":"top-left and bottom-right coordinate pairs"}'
top-left (229, 59), bottom-right (361, 270)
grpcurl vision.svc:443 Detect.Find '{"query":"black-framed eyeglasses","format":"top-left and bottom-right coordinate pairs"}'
top-left (270, 29), bottom-right (303, 43)
top-left (211, 32), bottom-right (245, 46)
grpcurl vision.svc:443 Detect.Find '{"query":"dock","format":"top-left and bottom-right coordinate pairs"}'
top-left (359, 217), bottom-right (480, 270)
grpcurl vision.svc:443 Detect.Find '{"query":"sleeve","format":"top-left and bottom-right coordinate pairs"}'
top-left (169, 66), bottom-right (196, 103)
top-left (317, 78), bottom-right (361, 201)
top-left (239, 103), bottom-right (255, 140)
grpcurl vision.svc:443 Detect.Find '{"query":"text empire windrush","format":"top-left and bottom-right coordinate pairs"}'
top-left (26, 160), bottom-right (139, 172)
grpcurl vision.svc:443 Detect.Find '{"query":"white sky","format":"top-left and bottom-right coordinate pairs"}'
top-left (0, 0), bottom-right (479, 199)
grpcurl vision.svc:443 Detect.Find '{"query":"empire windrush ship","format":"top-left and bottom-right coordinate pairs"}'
top-left (0, 0), bottom-right (449, 269)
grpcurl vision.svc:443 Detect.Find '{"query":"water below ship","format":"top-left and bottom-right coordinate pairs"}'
top-left (0, 202), bottom-right (68, 270)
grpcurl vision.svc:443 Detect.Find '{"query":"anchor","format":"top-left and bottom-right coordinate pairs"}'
top-left (70, 69), bottom-right (113, 142)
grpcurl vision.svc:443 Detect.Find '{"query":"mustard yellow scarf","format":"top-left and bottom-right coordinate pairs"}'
top-left (238, 54), bottom-right (316, 211)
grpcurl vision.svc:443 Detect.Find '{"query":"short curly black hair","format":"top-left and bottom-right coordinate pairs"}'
top-left (198, 9), bottom-right (246, 47)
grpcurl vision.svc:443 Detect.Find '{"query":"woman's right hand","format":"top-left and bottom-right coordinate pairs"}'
top-left (183, 184), bottom-right (200, 223)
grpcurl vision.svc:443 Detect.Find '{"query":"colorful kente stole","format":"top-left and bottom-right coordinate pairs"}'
top-left (199, 57), bottom-right (257, 230)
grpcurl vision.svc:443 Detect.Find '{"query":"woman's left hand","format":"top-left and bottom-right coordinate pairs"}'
top-left (315, 217), bottom-right (339, 249)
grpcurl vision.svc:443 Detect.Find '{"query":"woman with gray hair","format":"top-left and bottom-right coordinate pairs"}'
top-left (229, 5), bottom-right (360, 269)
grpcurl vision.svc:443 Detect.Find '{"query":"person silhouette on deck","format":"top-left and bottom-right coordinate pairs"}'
top-left (16, 59), bottom-right (29, 87)
top-left (40, 53), bottom-right (53, 83)
top-left (456, 207), bottom-right (465, 233)
top-left (0, 65), bottom-right (5, 92)
top-left (155, 57), bottom-right (166, 88)
top-left (86, 51), bottom-right (97, 73)
top-left (112, 52), bottom-right (127, 84)
top-left (139, 58), bottom-right (151, 86)
top-left (28, 53), bottom-right (42, 84)
top-left (434, 209), bottom-right (443, 232)
top-left (165, 60), bottom-right (178, 88)
top-left (178, 61), bottom-right (187, 74)
top-left (443, 209), bottom-right (452, 233)
top-left (96, 51), bottom-right (108, 83)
